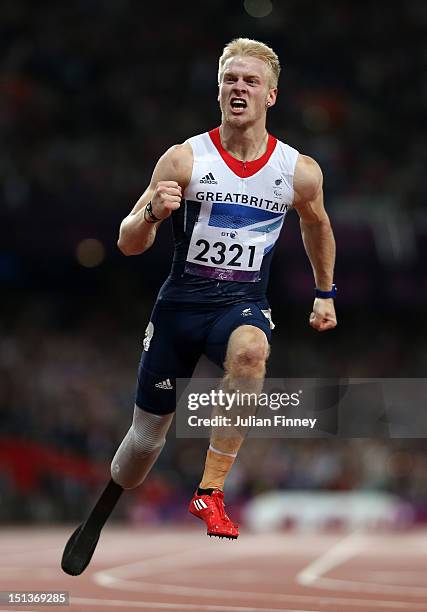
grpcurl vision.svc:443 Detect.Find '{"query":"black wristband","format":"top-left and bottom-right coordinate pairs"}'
top-left (315, 284), bottom-right (337, 299)
top-left (144, 201), bottom-right (160, 224)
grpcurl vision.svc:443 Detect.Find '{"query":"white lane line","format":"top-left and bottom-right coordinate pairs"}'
top-left (370, 571), bottom-right (427, 583)
top-left (90, 577), bottom-right (426, 609)
top-left (94, 538), bottom-right (292, 584)
top-left (301, 576), bottom-right (427, 597)
top-left (93, 547), bottom-right (424, 609)
top-left (95, 546), bottom-right (223, 580)
top-left (297, 530), bottom-right (365, 587)
top-left (72, 599), bottom-right (317, 611)
top-left (296, 530), bottom-right (427, 597)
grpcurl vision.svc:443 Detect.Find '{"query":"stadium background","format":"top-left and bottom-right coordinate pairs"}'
top-left (1, 0), bottom-right (427, 530)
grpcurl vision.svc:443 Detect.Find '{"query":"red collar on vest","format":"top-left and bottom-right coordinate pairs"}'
top-left (209, 127), bottom-right (277, 178)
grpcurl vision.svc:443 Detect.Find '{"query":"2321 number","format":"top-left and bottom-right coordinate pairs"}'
top-left (193, 239), bottom-right (256, 268)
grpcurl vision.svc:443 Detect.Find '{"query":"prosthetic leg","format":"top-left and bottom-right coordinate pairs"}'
top-left (61, 406), bottom-right (173, 575)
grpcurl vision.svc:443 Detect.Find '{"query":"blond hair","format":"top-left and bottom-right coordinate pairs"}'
top-left (218, 38), bottom-right (281, 88)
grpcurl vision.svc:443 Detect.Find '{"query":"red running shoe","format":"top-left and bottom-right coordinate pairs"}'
top-left (189, 489), bottom-right (239, 539)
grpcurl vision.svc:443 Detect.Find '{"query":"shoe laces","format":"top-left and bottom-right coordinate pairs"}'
top-left (212, 492), bottom-right (228, 522)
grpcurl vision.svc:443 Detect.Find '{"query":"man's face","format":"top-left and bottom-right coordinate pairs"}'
top-left (218, 55), bottom-right (277, 127)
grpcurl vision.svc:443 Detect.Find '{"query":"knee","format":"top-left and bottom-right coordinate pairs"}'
top-left (235, 341), bottom-right (267, 368)
top-left (225, 332), bottom-right (268, 379)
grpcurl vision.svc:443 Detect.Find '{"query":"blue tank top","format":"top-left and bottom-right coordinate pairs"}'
top-left (157, 127), bottom-right (299, 306)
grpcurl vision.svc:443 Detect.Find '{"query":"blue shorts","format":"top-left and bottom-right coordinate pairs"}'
top-left (136, 300), bottom-right (273, 415)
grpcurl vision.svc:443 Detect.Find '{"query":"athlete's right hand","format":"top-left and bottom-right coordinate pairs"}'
top-left (151, 181), bottom-right (182, 220)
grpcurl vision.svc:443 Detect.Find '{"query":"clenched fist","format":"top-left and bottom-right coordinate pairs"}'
top-left (309, 297), bottom-right (337, 332)
top-left (151, 181), bottom-right (182, 220)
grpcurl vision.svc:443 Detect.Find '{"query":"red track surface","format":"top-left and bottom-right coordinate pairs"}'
top-left (1, 526), bottom-right (427, 612)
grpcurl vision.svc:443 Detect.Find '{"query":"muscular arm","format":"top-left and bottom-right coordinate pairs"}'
top-left (293, 155), bottom-right (337, 331)
top-left (117, 142), bottom-right (192, 256)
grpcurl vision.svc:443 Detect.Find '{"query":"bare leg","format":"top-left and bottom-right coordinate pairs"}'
top-left (200, 325), bottom-right (269, 490)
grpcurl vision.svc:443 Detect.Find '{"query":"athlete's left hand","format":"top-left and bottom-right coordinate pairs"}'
top-left (309, 298), bottom-right (337, 332)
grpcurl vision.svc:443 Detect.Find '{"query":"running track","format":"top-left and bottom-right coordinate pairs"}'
top-left (1, 527), bottom-right (427, 612)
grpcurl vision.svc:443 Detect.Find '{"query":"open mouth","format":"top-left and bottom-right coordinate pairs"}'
top-left (230, 97), bottom-right (247, 112)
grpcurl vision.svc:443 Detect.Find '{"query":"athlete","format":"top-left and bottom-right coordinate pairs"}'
top-left (62, 38), bottom-right (337, 575)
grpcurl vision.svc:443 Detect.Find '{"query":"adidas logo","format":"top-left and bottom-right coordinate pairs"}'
top-left (199, 172), bottom-right (218, 184)
top-left (193, 499), bottom-right (208, 511)
top-left (155, 378), bottom-right (173, 390)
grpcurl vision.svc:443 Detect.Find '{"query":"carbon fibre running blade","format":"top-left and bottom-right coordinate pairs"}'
top-left (61, 522), bottom-right (100, 576)
top-left (61, 479), bottom-right (123, 576)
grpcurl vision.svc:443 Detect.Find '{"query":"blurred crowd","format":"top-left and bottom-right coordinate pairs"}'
top-left (1, 299), bottom-right (427, 523)
top-left (1, 1), bottom-right (427, 522)
top-left (1, 1), bottom-right (426, 267)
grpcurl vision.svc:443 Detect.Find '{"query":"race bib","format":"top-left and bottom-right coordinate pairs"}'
top-left (185, 201), bottom-right (269, 282)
